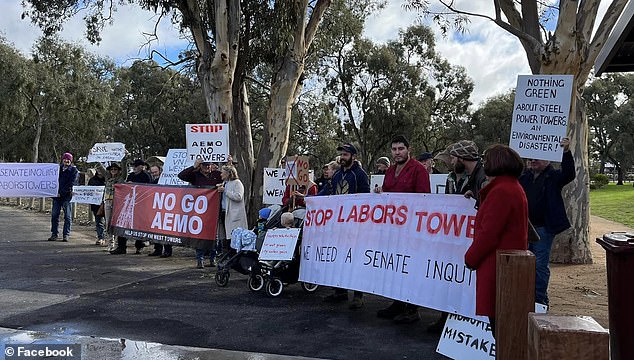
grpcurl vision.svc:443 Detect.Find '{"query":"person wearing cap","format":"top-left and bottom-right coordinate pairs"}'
top-left (417, 152), bottom-right (440, 174)
top-left (47, 152), bottom-right (79, 242)
top-left (448, 140), bottom-right (487, 205)
top-left (321, 142), bottom-right (370, 309)
top-left (374, 135), bottom-right (430, 323)
top-left (374, 157), bottom-right (390, 175)
top-left (435, 146), bottom-right (468, 195)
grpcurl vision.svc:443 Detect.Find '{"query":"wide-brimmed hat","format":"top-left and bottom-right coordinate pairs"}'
top-left (106, 163), bottom-right (122, 171)
top-left (448, 140), bottom-right (479, 161)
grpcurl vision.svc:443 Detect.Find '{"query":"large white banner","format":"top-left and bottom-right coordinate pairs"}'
top-left (299, 193), bottom-right (478, 316)
top-left (159, 149), bottom-right (190, 186)
top-left (263, 167), bottom-right (286, 205)
top-left (186, 124), bottom-right (229, 163)
top-left (86, 142), bottom-right (126, 163)
top-left (71, 186), bottom-right (105, 205)
top-left (0, 163), bottom-right (59, 197)
top-left (509, 75), bottom-right (573, 161)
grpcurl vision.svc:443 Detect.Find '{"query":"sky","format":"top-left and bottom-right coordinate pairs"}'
top-left (0, 0), bottom-right (612, 107)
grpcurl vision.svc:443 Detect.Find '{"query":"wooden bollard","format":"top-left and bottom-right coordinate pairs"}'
top-left (496, 250), bottom-right (535, 360)
top-left (527, 314), bottom-right (608, 360)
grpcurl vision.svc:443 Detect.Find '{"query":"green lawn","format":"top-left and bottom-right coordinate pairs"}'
top-left (590, 183), bottom-right (634, 228)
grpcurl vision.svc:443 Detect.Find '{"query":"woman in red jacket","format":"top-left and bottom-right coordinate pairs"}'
top-left (464, 144), bottom-right (528, 336)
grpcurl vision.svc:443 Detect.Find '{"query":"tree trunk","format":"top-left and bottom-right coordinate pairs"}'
top-left (551, 93), bottom-right (592, 264)
top-left (232, 81), bottom-right (254, 202)
top-left (616, 165), bottom-right (624, 185)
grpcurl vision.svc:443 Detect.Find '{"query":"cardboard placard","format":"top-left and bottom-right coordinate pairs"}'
top-left (158, 149), bottom-right (190, 186)
top-left (285, 156), bottom-right (310, 187)
top-left (185, 124), bottom-right (229, 163)
top-left (71, 186), bottom-right (105, 205)
top-left (436, 313), bottom-right (496, 359)
top-left (87, 142), bottom-right (126, 163)
top-left (259, 228), bottom-right (301, 261)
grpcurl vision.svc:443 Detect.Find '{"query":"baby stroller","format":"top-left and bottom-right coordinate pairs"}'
top-left (214, 228), bottom-right (259, 287)
top-left (247, 210), bottom-right (319, 297)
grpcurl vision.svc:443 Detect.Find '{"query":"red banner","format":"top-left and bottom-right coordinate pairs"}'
top-left (111, 183), bottom-right (220, 248)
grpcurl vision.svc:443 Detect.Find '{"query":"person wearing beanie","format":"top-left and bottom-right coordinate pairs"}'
top-left (48, 152), bottom-right (79, 242)
top-left (375, 157), bottom-right (390, 175)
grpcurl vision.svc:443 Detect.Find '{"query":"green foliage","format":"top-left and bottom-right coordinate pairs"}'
top-left (590, 183), bottom-right (634, 228)
top-left (470, 90), bottom-right (515, 151)
top-left (591, 173), bottom-right (610, 189)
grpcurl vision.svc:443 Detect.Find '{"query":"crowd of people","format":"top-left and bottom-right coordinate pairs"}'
top-left (46, 133), bottom-right (575, 337)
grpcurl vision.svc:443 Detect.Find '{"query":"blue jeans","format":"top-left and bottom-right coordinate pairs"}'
top-left (93, 212), bottom-right (105, 240)
top-left (51, 198), bottom-right (72, 237)
top-left (195, 248), bottom-right (216, 262)
top-left (529, 227), bottom-right (554, 305)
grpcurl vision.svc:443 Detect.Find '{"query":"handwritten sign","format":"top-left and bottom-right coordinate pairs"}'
top-left (259, 228), bottom-right (301, 261)
top-left (0, 163), bottom-right (59, 197)
top-left (263, 168), bottom-right (286, 205)
top-left (285, 156), bottom-right (310, 187)
top-left (509, 75), bottom-right (573, 161)
top-left (87, 143), bottom-right (126, 163)
top-left (159, 149), bottom-right (190, 186)
top-left (436, 314), bottom-right (496, 360)
top-left (71, 186), bottom-right (105, 205)
top-left (186, 124), bottom-right (229, 163)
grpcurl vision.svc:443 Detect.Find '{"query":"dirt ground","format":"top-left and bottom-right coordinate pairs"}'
top-left (548, 215), bottom-right (633, 328)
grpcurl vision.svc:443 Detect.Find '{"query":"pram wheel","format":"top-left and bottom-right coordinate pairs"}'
top-left (215, 271), bottom-right (230, 287)
top-left (300, 282), bottom-right (319, 293)
top-left (265, 278), bottom-right (284, 297)
top-left (248, 274), bottom-right (265, 292)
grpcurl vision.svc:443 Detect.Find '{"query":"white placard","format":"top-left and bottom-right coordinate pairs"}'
top-left (370, 175), bottom-right (384, 191)
top-left (509, 75), bottom-right (573, 161)
top-left (86, 142), bottom-right (126, 163)
top-left (259, 228), bottom-right (301, 261)
top-left (300, 193), bottom-right (478, 316)
top-left (186, 124), bottom-right (229, 163)
top-left (0, 163), bottom-right (59, 197)
top-left (159, 149), bottom-right (191, 186)
top-left (430, 174), bottom-right (447, 194)
top-left (436, 313), bottom-right (496, 360)
top-left (71, 186), bottom-right (105, 205)
top-left (263, 167), bottom-right (286, 205)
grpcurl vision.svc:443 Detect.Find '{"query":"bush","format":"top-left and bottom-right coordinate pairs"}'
top-left (592, 173), bottom-right (610, 189)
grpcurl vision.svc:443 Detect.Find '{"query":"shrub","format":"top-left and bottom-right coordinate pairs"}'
top-left (592, 173), bottom-right (610, 189)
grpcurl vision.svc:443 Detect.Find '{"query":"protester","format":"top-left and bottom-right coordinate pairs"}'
top-left (374, 135), bottom-right (430, 323)
top-left (417, 152), bottom-right (439, 174)
top-left (448, 140), bottom-right (487, 205)
top-left (178, 159), bottom-right (224, 267)
top-left (87, 169), bottom-right (106, 246)
top-left (519, 137), bottom-right (575, 307)
top-left (48, 152), bottom-right (79, 242)
top-left (321, 143), bottom-right (370, 310)
top-left (97, 160), bottom-right (127, 252)
top-left (216, 165), bottom-right (248, 268)
top-left (150, 165), bottom-right (162, 183)
top-left (147, 164), bottom-right (172, 257)
top-left (318, 161), bottom-right (339, 196)
top-left (315, 164), bottom-right (330, 192)
top-left (282, 180), bottom-right (317, 210)
top-left (465, 144), bottom-right (528, 336)
top-left (374, 157), bottom-right (390, 175)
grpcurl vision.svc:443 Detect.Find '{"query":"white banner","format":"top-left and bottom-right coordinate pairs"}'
top-left (86, 142), bottom-right (126, 163)
top-left (0, 163), bottom-right (59, 197)
top-left (299, 193), bottom-right (478, 316)
top-left (263, 167), bottom-right (286, 205)
top-left (509, 75), bottom-right (573, 161)
top-left (186, 124), bottom-right (229, 163)
top-left (159, 149), bottom-right (191, 186)
top-left (436, 314), bottom-right (496, 360)
top-left (259, 228), bottom-right (301, 261)
top-left (71, 186), bottom-right (105, 205)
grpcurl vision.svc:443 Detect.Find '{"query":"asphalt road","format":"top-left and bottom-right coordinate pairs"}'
top-left (0, 205), bottom-right (448, 360)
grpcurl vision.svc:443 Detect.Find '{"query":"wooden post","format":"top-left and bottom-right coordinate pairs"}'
top-left (528, 314), bottom-right (608, 360)
top-left (496, 250), bottom-right (535, 360)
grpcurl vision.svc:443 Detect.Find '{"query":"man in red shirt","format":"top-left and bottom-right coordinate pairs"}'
top-left (375, 135), bottom-right (430, 323)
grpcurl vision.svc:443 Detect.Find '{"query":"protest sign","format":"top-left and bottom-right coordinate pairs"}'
top-left (285, 156), bottom-right (310, 187)
top-left (110, 183), bottom-right (220, 249)
top-left (86, 143), bottom-right (126, 163)
top-left (509, 75), bottom-right (573, 161)
top-left (259, 228), bottom-right (301, 261)
top-left (370, 175), bottom-right (384, 192)
top-left (159, 149), bottom-right (190, 186)
top-left (71, 186), bottom-right (105, 205)
top-left (263, 168), bottom-right (286, 205)
top-left (430, 174), bottom-right (447, 194)
top-left (0, 163), bottom-right (58, 197)
top-left (436, 314), bottom-right (496, 360)
top-left (185, 124), bottom-right (229, 163)
top-left (300, 193), bottom-right (478, 316)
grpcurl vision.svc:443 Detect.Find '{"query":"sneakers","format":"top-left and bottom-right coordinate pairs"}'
top-left (377, 301), bottom-right (406, 319)
top-left (47, 235), bottom-right (58, 241)
top-left (349, 297), bottom-right (364, 310)
top-left (61, 236), bottom-right (69, 242)
top-left (109, 247), bottom-right (126, 255)
top-left (393, 307), bottom-right (420, 324)
top-left (95, 239), bottom-right (103, 246)
top-left (106, 239), bottom-right (116, 252)
top-left (323, 292), bottom-right (348, 303)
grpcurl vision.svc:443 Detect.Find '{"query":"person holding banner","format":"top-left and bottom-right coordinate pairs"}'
top-left (464, 144), bottom-right (528, 336)
top-left (147, 165), bottom-right (172, 258)
top-left (374, 135), bottom-right (430, 323)
top-left (447, 140), bottom-right (487, 206)
top-left (321, 143), bottom-right (370, 310)
top-left (519, 137), bottom-right (574, 307)
top-left (48, 152), bottom-right (79, 242)
top-left (87, 170), bottom-right (106, 245)
top-left (96, 160), bottom-right (127, 251)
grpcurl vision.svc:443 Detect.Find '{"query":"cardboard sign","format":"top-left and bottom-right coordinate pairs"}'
top-left (300, 193), bottom-right (478, 316)
top-left (436, 314), bottom-right (496, 360)
top-left (159, 149), bottom-right (190, 186)
top-left (370, 175), bottom-right (385, 191)
top-left (71, 186), bottom-right (105, 205)
top-left (259, 228), bottom-right (301, 261)
top-left (87, 142), bottom-right (126, 163)
top-left (0, 163), bottom-right (59, 197)
top-left (509, 75), bottom-right (573, 161)
top-left (263, 168), bottom-right (286, 205)
top-left (185, 124), bottom-right (229, 163)
top-left (285, 156), bottom-right (310, 187)
top-left (110, 183), bottom-right (220, 249)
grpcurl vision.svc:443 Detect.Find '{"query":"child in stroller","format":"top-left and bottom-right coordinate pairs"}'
top-left (248, 210), bottom-right (319, 297)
